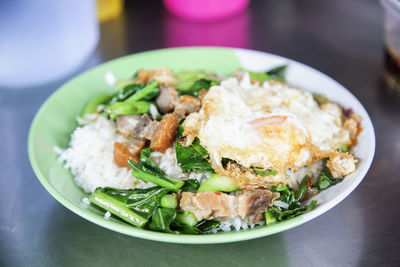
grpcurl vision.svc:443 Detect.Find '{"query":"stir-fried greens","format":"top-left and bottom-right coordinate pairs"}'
top-left (128, 148), bottom-right (184, 190)
top-left (175, 127), bottom-right (215, 174)
top-left (72, 64), bottom-right (360, 235)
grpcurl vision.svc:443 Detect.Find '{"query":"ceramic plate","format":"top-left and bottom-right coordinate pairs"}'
top-left (28, 47), bottom-right (375, 244)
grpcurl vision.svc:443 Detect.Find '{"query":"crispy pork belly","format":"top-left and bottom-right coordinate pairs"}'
top-left (179, 189), bottom-right (273, 222)
top-left (133, 114), bottom-right (160, 140)
top-left (238, 189), bottom-right (273, 223)
top-left (174, 95), bottom-right (201, 115)
top-left (156, 85), bottom-right (179, 113)
top-left (150, 114), bottom-right (179, 153)
top-left (116, 115), bottom-right (141, 137)
top-left (180, 192), bottom-right (238, 221)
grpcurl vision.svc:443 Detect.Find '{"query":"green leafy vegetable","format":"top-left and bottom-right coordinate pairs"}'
top-left (195, 220), bottom-right (220, 232)
top-left (89, 186), bottom-right (168, 227)
top-left (128, 148), bottom-right (184, 190)
top-left (265, 210), bottom-right (277, 225)
top-left (171, 219), bottom-right (220, 234)
top-left (171, 222), bottom-right (202, 234)
top-left (125, 81), bottom-right (160, 103)
top-left (90, 186), bottom-right (221, 234)
top-left (104, 101), bottom-right (151, 118)
top-left (109, 84), bottom-right (146, 103)
top-left (184, 79), bottom-right (219, 97)
top-left (181, 179), bottom-right (200, 191)
top-left (266, 176), bottom-right (316, 225)
top-left (160, 194), bottom-right (178, 209)
top-left (252, 167), bottom-right (278, 177)
top-left (175, 138), bottom-right (215, 173)
top-left (294, 175), bottom-right (310, 202)
top-left (221, 158), bottom-right (236, 168)
top-left (266, 200), bottom-right (317, 223)
top-left (176, 71), bottom-right (209, 90)
top-left (266, 65), bottom-right (287, 82)
top-left (177, 123), bottom-right (185, 136)
top-left (271, 177), bottom-right (308, 209)
top-left (125, 187), bottom-right (169, 218)
top-left (81, 93), bottom-right (112, 117)
top-left (148, 207), bottom-right (176, 233)
top-left (336, 144), bottom-right (349, 153)
top-left (175, 211), bottom-right (198, 227)
top-left (198, 174), bottom-right (240, 193)
top-left (270, 184), bottom-right (299, 210)
top-left (248, 65), bottom-right (288, 83)
top-left (248, 72), bottom-right (271, 82)
top-left (175, 71), bottom-right (219, 97)
top-left (318, 161), bottom-right (342, 190)
top-left (102, 82), bottom-right (158, 120)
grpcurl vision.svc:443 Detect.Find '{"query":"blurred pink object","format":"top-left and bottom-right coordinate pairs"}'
top-left (163, 0), bottom-right (250, 21)
top-left (164, 10), bottom-right (249, 48)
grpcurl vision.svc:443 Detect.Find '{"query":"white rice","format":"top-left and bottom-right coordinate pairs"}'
top-left (288, 160), bottom-right (323, 190)
top-left (210, 216), bottom-right (265, 233)
top-left (56, 115), bottom-right (147, 193)
top-left (57, 115), bottom-right (322, 232)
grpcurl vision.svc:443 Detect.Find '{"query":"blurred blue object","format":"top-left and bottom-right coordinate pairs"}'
top-left (0, 0), bottom-right (99, 88)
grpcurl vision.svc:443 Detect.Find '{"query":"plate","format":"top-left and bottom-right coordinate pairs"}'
top-left (28, 47), bottom-right (375, 244)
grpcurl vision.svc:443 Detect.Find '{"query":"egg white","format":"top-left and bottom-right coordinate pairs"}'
top-left (183, 73), bottom-right (353, 178)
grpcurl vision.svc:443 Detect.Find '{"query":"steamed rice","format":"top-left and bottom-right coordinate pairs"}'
top-left (56, 115), bottom-right (322, 231)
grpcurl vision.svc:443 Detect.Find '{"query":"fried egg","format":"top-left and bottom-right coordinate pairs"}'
top-left (183, 73), bottom-right (356, 184)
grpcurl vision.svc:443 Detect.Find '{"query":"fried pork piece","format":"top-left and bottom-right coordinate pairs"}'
top-left (180, 192), bottom-right (238, 221)
top-left (116, 115), bottom-right (141, 137)
top-left (174, 95), bottom-right (201, 115)
top-left (238, 189), bottom-right (273, 220)
top-left (156, 85), bottom-right (201, 117)
top-left (133, 114), bottom-right (160, 140)
top-left (156, 85), bottom-right (179, 113)
top-left (113, 138), bottom-right (146, 168)
top-left (127, 137), bottom-right (147, 154)
top-left (134, 67), bottom-right (177, 86)
top-left (180, 189), bottom-right (274, 223)
top-left (150, 114), bottom-right (179, 153)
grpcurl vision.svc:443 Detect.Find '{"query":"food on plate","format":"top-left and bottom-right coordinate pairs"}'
top-left (56, 65), bottom-right (361, 234)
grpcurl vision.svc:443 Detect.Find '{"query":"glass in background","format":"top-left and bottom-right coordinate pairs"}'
top-left (381, 0), bottom-right (400, 93)
top-left (0, 0), bottom-right (99, 89)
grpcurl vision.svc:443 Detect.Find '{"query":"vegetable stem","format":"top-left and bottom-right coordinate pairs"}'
top-left (81, 93), bottom-right (111, 117)
top-left (175, 211), bottom-right (198, 227)
top-left (125, 81), bottom-right (159, 103)
top-left (105, 101), bottom-right (150, 116)
top-left (129, 163), bottom-right (183, 190)
top-left (197, 174), bottom-right (240, 192)
top-left (128, 149), bottom-right (185, 190)
top-left (89, 190), bottom-right (148, 227)
top-left (160, 194), bottom-right (178, 209)
top-left (265, 210), bottom-right (277, 225)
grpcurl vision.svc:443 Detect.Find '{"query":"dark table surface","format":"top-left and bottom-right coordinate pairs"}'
top-left (1, 0), bottom-right (399, 266)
